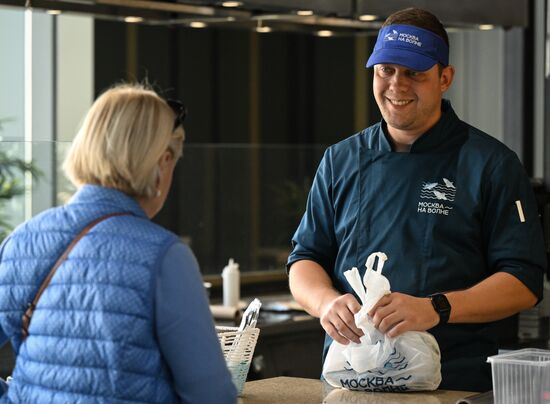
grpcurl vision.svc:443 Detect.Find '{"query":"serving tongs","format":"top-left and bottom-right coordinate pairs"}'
top-left (238, 298), bottom-right (262, 331)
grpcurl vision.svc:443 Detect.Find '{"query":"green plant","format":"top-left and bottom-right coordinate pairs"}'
top-left (0, 118), bottom-right (42, 242)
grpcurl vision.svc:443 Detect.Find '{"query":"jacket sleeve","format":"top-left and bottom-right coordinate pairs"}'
top-left (482, 152), bottom-right (546, 301)
top-left (287, 148), bottom-right (338, 273)
top-left (155, 242), bottom-right (237, 404)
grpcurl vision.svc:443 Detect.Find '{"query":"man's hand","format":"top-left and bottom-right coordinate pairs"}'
top-left (368, 292), bottom-right (439, 338)
top-left (319, 293), bottom-right (364, 345)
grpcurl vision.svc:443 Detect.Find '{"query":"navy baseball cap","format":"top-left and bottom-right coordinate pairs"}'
top-left (366, 24), bottom-right (449, 71)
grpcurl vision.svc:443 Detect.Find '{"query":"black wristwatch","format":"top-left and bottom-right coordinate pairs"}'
top-left (429, 293), bottom-right (451, 325)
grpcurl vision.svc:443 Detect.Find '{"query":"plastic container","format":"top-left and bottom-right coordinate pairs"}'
top-left (487, 348), bottom-right (550, 404)
top-left (216, 326), bottom-right (260, 395)
top-left (222, 258), bottom-right (240, 307)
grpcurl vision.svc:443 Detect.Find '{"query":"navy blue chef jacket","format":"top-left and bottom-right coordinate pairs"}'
top-left (287, 100), bottom-right (546, 392)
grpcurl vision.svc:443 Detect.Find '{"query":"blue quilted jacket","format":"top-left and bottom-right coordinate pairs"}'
top-left (0, 185), bottom-right (180, 403)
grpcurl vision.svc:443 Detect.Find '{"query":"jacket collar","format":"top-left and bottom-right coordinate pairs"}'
top-left (69, 185), bottom-right (148, 219)
top-left (377, 99), bottom-right (464, 153)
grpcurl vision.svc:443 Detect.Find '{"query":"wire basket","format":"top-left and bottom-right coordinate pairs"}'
top-left (216, 326), bottom-right (260, 395)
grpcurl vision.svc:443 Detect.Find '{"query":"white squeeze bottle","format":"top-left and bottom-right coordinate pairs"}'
top-left (222, 258), bottom-right (240, 308)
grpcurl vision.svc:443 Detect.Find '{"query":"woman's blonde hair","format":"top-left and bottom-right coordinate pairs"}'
top-left (63, 83), bottom-right (184, 198)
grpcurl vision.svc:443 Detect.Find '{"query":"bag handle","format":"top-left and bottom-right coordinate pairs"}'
top-left (365, 252), bottom-right (388, 274)
top-left (21, 212), bottom-right (130, 340)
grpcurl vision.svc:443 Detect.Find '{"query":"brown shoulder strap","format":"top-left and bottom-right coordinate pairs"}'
top-left (21, 212), bottom-right (130, 340)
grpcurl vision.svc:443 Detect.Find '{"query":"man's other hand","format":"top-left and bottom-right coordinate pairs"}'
top-left (368, 292), bottom-right (439, 338)
top-left (319, 293), bottom-right (364, 345)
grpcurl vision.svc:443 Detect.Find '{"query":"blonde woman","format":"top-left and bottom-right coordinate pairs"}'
top-left (0, 84), bottom-right (237, 403)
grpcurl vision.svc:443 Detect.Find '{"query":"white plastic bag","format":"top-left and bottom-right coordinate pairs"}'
top-left (322, 252), bottom-right (442, 392)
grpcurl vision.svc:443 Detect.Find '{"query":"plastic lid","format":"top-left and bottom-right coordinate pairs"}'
top-left (487, 348), bottom-right (550, 366)
top-left (222, 258), bottom-right (239, 275)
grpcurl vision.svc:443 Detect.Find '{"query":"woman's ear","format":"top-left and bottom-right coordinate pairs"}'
top-left (158, 149), bottom-right (174, 171)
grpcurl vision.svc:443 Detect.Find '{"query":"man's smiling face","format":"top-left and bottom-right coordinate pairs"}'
top-left (373, 63), bottom-right (453, 145)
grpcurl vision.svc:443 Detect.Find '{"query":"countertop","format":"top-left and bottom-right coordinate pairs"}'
top-left (239, 376), bottom-right (477, 404)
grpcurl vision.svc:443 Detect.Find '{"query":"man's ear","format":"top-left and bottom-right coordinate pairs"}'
top-left (440, 65), bottom-right (455, 92)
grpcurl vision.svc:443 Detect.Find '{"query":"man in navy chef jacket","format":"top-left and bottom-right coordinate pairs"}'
top-left (287, 7), bottom-right (546, 392)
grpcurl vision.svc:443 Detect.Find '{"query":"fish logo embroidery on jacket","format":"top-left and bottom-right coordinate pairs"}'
top-left (417, 178), bottom-right (456, 216)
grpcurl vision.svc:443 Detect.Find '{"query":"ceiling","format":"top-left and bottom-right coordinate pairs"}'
top-left (0, 0), bottom-right (530, 33)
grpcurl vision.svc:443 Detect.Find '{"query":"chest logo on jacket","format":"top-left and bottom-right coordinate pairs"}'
top-left (417, 178), bottom-right (455, 216)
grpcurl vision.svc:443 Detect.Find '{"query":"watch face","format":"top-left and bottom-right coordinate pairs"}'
top-left (432, 294), bottom-right (451, 312)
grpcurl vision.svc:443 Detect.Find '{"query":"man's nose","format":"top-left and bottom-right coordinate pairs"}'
top-left (389, 72), bottom-right (409, 91)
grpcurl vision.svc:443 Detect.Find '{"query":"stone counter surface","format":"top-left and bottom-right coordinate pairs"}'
top-left (240, 376), bottom-right (476, 404)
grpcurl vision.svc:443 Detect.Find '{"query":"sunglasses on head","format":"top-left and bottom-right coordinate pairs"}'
top-left (166, 99), bottom-right (187, 131)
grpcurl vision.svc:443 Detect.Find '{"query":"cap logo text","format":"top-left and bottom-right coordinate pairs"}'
top-left (384, 30), bottom-right (423, 48)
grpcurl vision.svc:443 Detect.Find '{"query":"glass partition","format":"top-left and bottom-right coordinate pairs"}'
top-left (0, 141), bottom-right (325, 275)
top-left (160, 143), bottom-right (325, 274)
